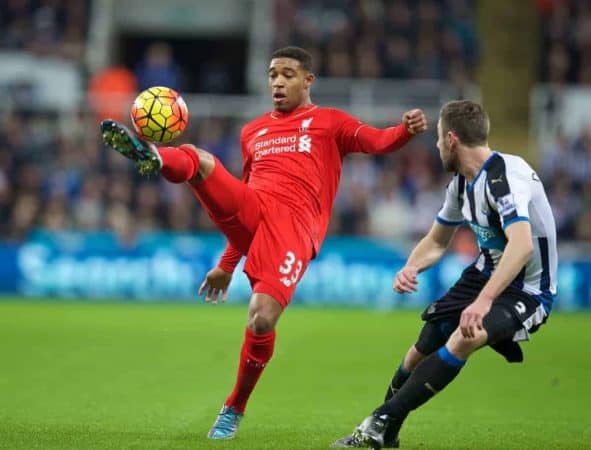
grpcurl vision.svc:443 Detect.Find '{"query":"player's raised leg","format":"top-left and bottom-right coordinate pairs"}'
top-left (101, 119), bottom-right (259, 248)
top-left (101, 119), bottom-right (215, 185)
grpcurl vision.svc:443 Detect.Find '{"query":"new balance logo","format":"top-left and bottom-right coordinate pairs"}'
top-left (255, 128), bottom-right (268, 137)
top-left (298, 134), bottom-right (312, 153)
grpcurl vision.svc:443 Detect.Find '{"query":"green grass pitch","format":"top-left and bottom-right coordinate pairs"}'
top-left (0, 300), bottom-right (590, 449)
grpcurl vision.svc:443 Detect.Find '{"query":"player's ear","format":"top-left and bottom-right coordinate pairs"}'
top-left (447, 131), bottom-right (457, 149)
top-left (304, 72), bottom-right (315, 89)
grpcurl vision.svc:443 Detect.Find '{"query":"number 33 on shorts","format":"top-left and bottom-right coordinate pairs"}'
top-left (278, 251), bottom-right (303, 287)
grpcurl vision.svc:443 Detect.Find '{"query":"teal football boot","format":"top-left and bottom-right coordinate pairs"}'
top-left (100, 119), bottom-right (162, 176)
top-left (207, 405), bottom-right (243, 440)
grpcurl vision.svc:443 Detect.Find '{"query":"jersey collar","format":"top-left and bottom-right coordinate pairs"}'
top-left (270, 103), bottom-right (316, 119)
top-left (466, 151), bottom-right (498, 191)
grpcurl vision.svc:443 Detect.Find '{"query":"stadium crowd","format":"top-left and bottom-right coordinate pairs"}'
top-left (0, 0), bottom-right (89, 62)
top-left (537, 0), bottom-right (591, 241)
top-left (274, 0), bottom-right (478, 83)
top-left (0, 0), bottom-right (589, 243)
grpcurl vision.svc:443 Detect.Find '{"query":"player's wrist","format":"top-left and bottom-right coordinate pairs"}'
top-left (404, 263), bottom-right (422, 274)
top-left (398, 119), bottom-right (415, 136)
top-left (217, 262), bottom-right (236, 274)
top-left (475, 292), bottom-right (494, 305)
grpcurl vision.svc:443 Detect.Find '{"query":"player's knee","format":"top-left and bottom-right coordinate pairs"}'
top-left (247, 294), bottom-right (283, 334)
top-left (247, 311), bottom-right (276, 334)
top-left (415, 321), bottom-right (449, 356)
top-left (181, 144), bottom-right (215, 179)
top-left (446, 327), bottom-right (487, 359)
top-left (404, 345), bottom-right (426, 371)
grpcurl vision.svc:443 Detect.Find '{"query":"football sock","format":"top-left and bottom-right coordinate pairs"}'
top-left (384, 362), bottom-right (411, 401)
top-left (188, 157), bottom-right (251, 220)
top-left (374, 346), bottom-right (465, 429)
top-left (158, 145), bottom-right (200, 183)
top-left (225, 328), bottom-right (276, 414)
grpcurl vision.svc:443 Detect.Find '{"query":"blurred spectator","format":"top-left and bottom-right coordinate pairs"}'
top-left (367, 170), bottom-right (412, 239)
top-left (575, 180), bottom-right (591, 241)
top-left (410, 167), bottom-right (444, 238)
top-left (72, 174), bottom-right (105, 230)
top-left (88, 66), bottom-right (138, 122)
top-left (196, 57), bottom-right (233, 93)
top-left (135, 42), bottom-right (183, 92)
top-left (383, 36), bottom-right (413, 79)
top-left (547, 172), bottom-right (579, 239)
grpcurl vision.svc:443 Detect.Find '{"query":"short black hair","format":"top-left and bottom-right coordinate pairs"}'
top-left (440, 100), bottom-right (490, 146)
top-left (271, 46), bottom-right (313, 72)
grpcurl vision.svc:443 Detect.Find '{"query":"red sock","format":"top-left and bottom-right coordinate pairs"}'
top-left (158, 145), bottom-right (199, 183)
top-left (225, 328), bottom-right (276, 413)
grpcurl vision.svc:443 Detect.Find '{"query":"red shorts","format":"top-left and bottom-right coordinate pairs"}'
top-left (198, 169), bottom-right (313, 308)
top-left (243, 195), bottom-right (314, 308)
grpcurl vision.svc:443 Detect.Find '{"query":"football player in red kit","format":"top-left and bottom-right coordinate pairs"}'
top-left (100, 46), bottom-right (427, 440)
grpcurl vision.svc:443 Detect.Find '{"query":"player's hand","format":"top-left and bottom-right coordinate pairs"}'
top-left (459, 298), bottom-right (492, 339)
top-left (198, 266), bottom-right (232, 304)
top-left (393, 265), bottom-right (419, 294)
top-left (402, 109), bottom-right (428, 135)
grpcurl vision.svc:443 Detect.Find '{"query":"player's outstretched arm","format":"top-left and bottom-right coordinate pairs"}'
top-left (199, 266), bottom-right (233, 304)
top-left (394, 221), bottom-right (457, 294)
top-left (334, 108), bottom-right (427, 155)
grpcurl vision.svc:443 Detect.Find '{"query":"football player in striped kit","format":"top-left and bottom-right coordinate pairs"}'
top-left (333, 100), bottom-right (557, 449)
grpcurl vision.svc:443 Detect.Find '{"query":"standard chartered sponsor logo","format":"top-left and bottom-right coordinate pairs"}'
top-left (255, 135), bottom-right (297, 150)
top-left (254, 133), bottom-right (313, 159)
top-left (254, 135), bottom-right (297, 160)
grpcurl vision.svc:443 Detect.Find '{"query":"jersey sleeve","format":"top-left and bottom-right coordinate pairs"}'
top-left (332, 109), bottom-right (412, 156)
top-left (436, 176), bottom-right (465, 226)
top-left (218, 243), bottom-right (243, 273)
top-left (486, 167), bottom-right (531, 230)
top-left (240, 126), bottom-right (252, 183)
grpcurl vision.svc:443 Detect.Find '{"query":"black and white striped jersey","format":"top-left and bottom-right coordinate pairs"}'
top-left (436, 152), bottom-right (557, 313)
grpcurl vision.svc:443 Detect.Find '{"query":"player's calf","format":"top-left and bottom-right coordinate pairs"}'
top-left (446, 327), bottom-right (487, 360)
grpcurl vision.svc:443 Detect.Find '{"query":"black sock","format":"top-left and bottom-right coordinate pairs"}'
top-left (384, 362), bottom-right (411, 401)
top-left (374, 346), bottom-right (466, 433)
top-left (382, 362), bottom-right (410, 444)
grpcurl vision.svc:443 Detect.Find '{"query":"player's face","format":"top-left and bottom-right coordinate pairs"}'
top-left (437, 119), bottom-right (459, 172)
top-left (268, 58), bottom-right (314, 112)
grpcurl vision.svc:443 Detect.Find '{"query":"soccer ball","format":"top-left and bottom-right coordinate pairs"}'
top-left (130, 86), bottom-right (189, 144)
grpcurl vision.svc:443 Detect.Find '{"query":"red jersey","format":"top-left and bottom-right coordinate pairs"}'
top-left (219, 103), bottom-right (413, 271)
top-left (241, 104), bottom-right (412, 251)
